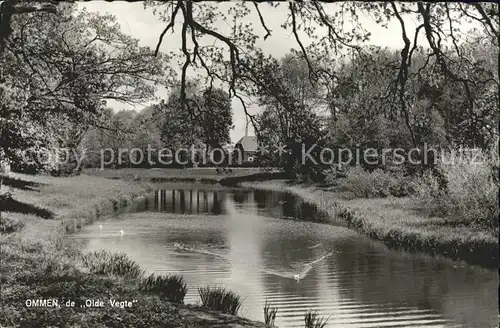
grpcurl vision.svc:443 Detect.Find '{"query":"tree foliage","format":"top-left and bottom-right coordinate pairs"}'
top-left (141, 1), bottom-right (498, 139)
top-left (0, 3), bottom-right (170, 173)
top-left (253, 53), bottom-right (324, 172)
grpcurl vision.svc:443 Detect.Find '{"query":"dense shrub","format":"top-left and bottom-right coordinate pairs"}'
top-left (340, 166), bottom-right (412, 198)
top-left (198, 287), bottom-right (243, 315)
top-left (138, 274), bottom-right (187, 304)
top-left (414, 150), bottom-right (499, 228)
top-left (323, 166), bottom-right (347, 187)
top-left (49, 163), bottom-right (82, 177)
top-left (81, 250), bottom-right (143, 279)
top-left (263, 300), bottom-right (278, 326)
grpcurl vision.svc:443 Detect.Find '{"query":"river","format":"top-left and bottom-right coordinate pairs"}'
top-left (68, 183), bottom-right (498, 328)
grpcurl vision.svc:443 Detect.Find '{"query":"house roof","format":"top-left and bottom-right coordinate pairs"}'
top-left (235, 136), bottom-right (258, 152)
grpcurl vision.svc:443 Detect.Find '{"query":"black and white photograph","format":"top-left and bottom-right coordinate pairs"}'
top-left (0, 1), bottom-right (498, 327)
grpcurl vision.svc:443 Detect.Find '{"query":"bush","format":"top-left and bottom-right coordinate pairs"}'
top-left (304, 310), bottom-right (329, 328)
top-left (414, 150), bottom-right (499, 229)
top-left (198, 287), bottom-right (243, 315)
top-left (81, 250), bottom-right (143, 279)
top-left (340, 166), bottom-right (412, 198)
top-left (138, 274), bottom-right (187, 304)
top-left (10, 161), bottom-right (41, 175)
top-left (263, 300), bottom-right (278, 326)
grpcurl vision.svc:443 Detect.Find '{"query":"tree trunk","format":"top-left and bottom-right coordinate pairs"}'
top-left (0, 173), bottom-right (4, 220)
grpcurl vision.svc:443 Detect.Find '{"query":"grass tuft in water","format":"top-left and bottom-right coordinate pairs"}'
top-left (138, 273), bottom-right (187, 304)
top-left (263, 299), bottom-right (278, 326)
top-left (304, 310), bottom-right (330, 328)
top-left (81, 250), bottom-right (143, 279)
top-left (198, 286), bottom-right (243, 315)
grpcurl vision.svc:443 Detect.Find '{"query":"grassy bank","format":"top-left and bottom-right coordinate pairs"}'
top-left (0, 172), bottom-right (269, 328)
top-left (240, 180), bottom-right (498, 269)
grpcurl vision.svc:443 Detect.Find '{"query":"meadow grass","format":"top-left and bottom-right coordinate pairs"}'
top-left (198, 287), bottom-right (243, 315)
top-left (241, 180), bottom-right (499, 269)
top-left (138, 273), bottom-right (188, 304)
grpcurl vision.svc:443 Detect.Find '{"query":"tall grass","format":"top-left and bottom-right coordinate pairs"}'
top-left (81, 250), bottom-right (143, 278)
top-left (138, 273), bottom-right (187, 304)
top-left (414, 149), bottom-right (499, 229)
top-left (263, 300), bottom-right (278, 326)
top-left (304, 310), bottom-right (330, 328)
top-left (198, 287), bottom-right (243, 315)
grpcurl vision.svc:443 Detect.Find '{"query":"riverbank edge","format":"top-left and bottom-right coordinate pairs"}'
top-left (239, 180), bottom-right (498, 270)
top-left (1, 173), bottom-right (270, 328)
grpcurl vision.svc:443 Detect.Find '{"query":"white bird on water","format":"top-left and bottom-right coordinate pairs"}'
top-left (120, 229), bottom-right (124, 236)
top-left (99, 224), bottom-right (103, 229)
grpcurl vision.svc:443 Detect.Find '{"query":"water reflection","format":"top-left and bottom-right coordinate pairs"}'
top-left (132, 187), bottom-right (329, 222)
top-left (232, 189), bottom-right (329, 221)
top-left (70, 185), bottom-right (498, 328)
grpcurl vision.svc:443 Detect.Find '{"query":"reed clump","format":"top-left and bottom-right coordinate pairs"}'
top-left (198, 286), bottom-right (243, 315)
top-left (263, 300), bottom-right (278, 326)
top-left (81, 250), bottom-right (143, 278)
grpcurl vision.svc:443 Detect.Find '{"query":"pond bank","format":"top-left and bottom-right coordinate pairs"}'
top-left (240, 180), bottom-right (498, 270)
top-left (0, 173), bottom-right (270, 328)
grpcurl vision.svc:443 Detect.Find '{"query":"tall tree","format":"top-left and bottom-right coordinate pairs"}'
top-left (156, 84), bottom-right (233, 164)
top-left (251, 52), bottom-right (324, 176)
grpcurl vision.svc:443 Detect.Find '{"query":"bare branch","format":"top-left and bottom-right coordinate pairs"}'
top-left (418, 2), bottom-right (480, 127)
top-left (178, 2), bottom-right (190, 109)
top-left (311, 2), bottom-right (361, 54)
top-left (472, 3), bottom-right (498, 37)
top-left (408, 24), bottom-right (424, 67)
top-left (289, 2), bottom-right (317, 81)
top-left (445, 4), bottom-right (461, 57)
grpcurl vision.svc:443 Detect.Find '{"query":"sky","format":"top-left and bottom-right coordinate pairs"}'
top-left (78, 1), bottom-right (432, 144)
